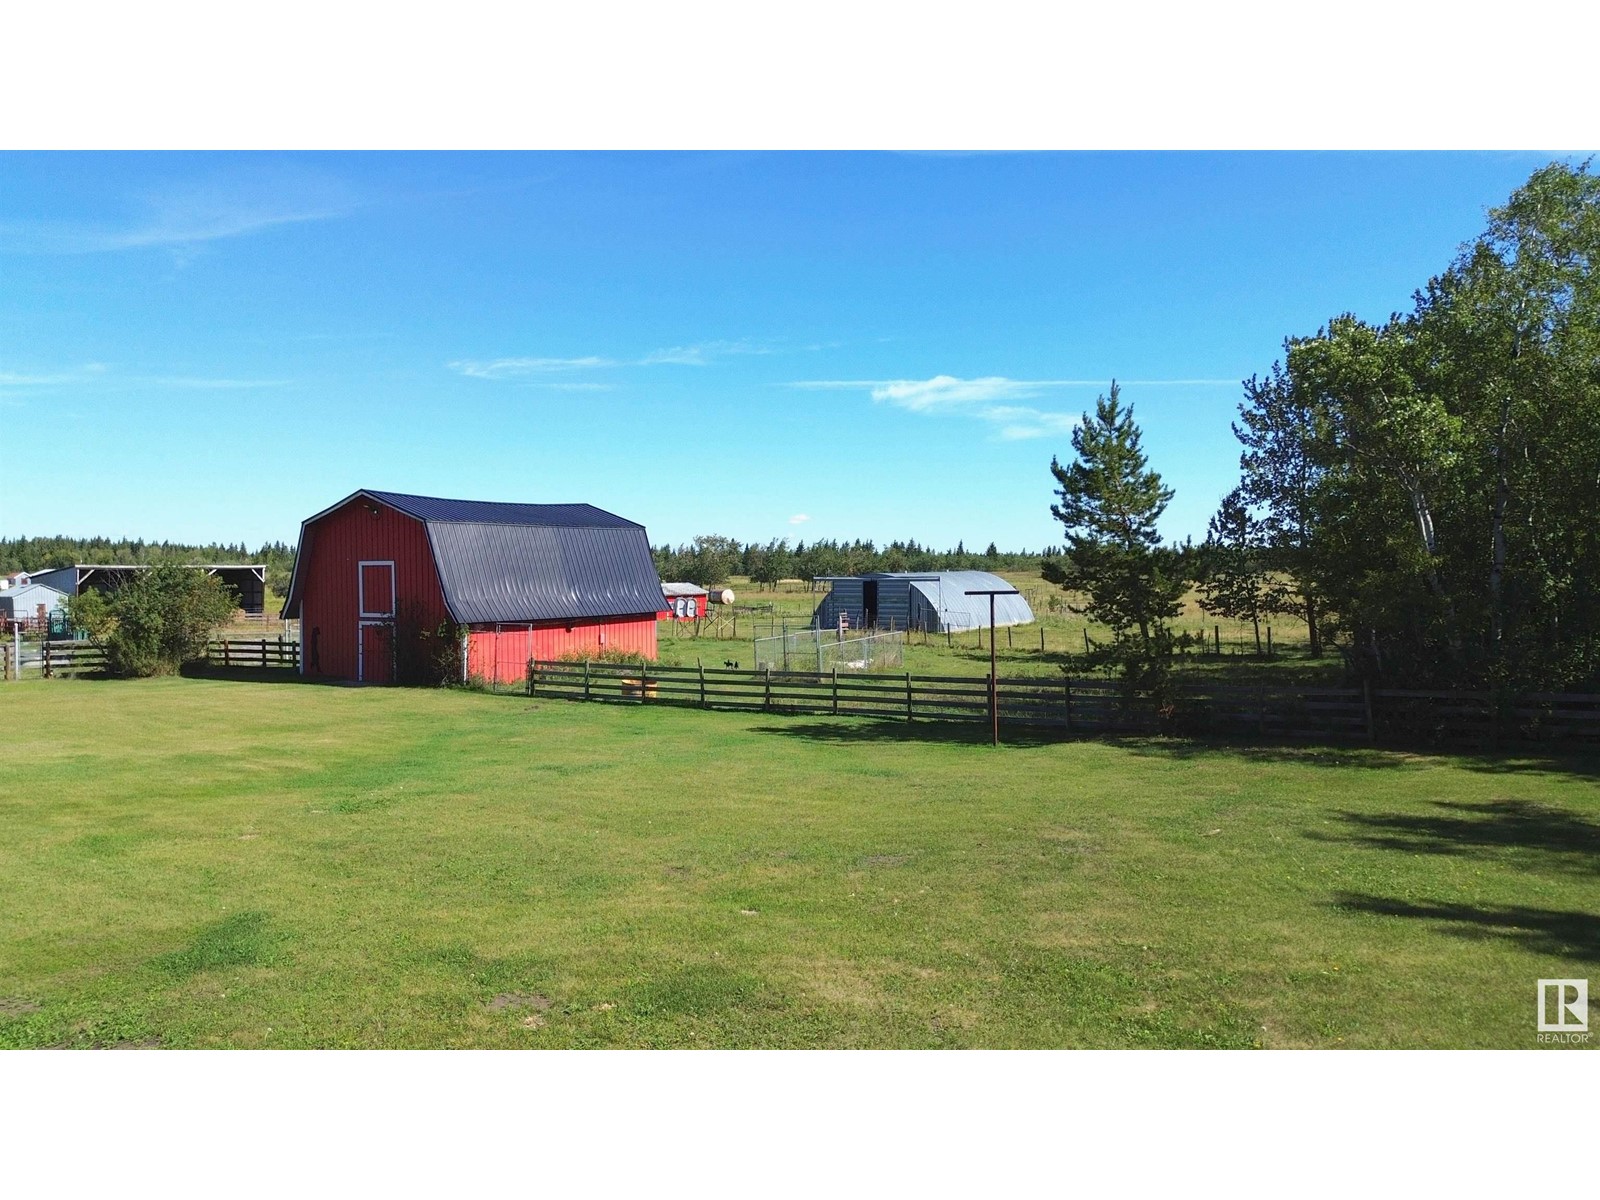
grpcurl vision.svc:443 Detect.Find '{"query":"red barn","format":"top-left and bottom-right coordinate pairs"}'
top-left (281, 489), bottom-right (667, 685)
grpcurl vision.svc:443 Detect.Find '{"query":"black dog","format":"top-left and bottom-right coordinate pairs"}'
top-left (723, 660), bottom-right (739, 669)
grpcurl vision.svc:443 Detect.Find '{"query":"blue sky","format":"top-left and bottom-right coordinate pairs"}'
top-left (0, 152), bottom-right (1573, 554)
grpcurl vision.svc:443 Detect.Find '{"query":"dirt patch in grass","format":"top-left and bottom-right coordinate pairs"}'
top-left (0, 998), bottom-right (42, 1017)
top-left (486, 992), bottom-right (552, 1012)
top-left (784, 957), bottom-right (888, 1008)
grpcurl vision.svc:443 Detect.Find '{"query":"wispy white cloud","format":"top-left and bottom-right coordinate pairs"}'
top-left (869, 375), bottom-right (1046, 411)
top-left (0, 163), bottom-right (359, 256)
top-left (640, 339), bottom-right (773, 366)
top-left (789, 374), bottom-right (1236, 439)
top-left (788, 513), bottom-right (811, 525)
top-left (0, 363), bottom-right (287, 392)
top-left (448, 356), bottom-right (616, 379)
top-left (452, 338), bottom-right (781, 378)
top-left (0, 363), bottom-right (109, 388)
top-left (978, 405), bottom-right (1083, 441)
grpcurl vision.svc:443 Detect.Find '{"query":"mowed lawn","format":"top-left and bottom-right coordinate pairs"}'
top-left (2, 676), bottom-right (1595, 1049)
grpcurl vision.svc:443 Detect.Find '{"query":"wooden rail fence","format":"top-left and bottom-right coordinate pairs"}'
top-left (526, 659), bottom-right (1600, 749)
top-left (7, 637), bottom-right (299, 678)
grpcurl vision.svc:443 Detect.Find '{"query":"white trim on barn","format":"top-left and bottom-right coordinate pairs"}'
top-left (358, 560), bottom-right (396, 618)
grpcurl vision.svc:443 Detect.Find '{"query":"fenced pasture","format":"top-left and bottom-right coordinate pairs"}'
top-left (655, 574), bottom-right (1339, 686)
top-left (528, 660), bottom-right (1600, 750)
top-left (1, 676), bottom-right (1594, 1050)
top-left (3, 637), bottom-right (299, 679)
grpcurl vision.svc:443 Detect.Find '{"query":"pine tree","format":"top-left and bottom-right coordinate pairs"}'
top-left (1043, 382), bottom-right (1186, 648)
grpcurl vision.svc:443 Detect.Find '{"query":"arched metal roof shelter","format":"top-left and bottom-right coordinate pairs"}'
top-left (812, 571), bottom-right (1034, 633)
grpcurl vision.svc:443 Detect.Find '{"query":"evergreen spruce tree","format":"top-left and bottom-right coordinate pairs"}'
top-left (1043, 382), bottom-right (1187, 651)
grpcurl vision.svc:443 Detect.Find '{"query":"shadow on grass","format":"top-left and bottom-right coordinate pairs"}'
top-left (746, 718), bottom-right (1076, 749)
top-left (1312, 800), bottom-right (1600, 875)
top-left (179, 664), bottom-right (314, 685)
top-left (1332, 893), bottom-right (1600, 964)
top-left (743, 717), bottom-right (1600, 779)
top-left (1096, 735), bottom-right (1600, 783)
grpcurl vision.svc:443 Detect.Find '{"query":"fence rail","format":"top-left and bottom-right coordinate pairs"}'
top-left (527, 659), bottom-right (1600, 749)
top-left (5, 637), bottom-right (299, 678)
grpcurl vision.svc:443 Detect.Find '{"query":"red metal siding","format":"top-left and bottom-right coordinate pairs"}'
top-left (300, 499), bottom-right (448, 681)
top-left (467, 616), bottom-right (659, 685)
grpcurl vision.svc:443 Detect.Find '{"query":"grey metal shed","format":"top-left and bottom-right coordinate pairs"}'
top-left (811, 571), bottom-right (1034, 633)
top-left (0, 581), bottom-right (67, 621)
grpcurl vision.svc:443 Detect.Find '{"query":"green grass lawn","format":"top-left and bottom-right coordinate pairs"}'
top-left (2, 674), bottom-right (1594, 1049)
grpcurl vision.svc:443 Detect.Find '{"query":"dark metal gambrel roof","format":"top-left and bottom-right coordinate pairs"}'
top-left (366, 490), bottom-right (643, 530)
top-left (426, 520), bottom-right (666, 625)
top-left (282, 489), bottom-right (665, 624)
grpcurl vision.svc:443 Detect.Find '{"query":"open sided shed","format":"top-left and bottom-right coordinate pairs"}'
top-left (812, 570), bottom-right (1034, 633)
top-left (28, 564), bottom-right (267, 614)
top-left (281, 489), bottom-right (667, 685)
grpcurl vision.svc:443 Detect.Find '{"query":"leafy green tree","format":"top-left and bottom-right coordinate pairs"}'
top-left (1231, 363), bottom-right (1330, 655)
top-left (64, 564), bottom-right (239, 677)
top-left (1228, 160), bottom-right (1600, 688)
top-left (1197, 488), bottom-right (1284, 655)
top-left (1043, 382), bottom-right (1186, 649)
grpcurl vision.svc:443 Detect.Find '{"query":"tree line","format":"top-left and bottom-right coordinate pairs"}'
top-left (1050, 160), bottom-right (1600, 693)
top-left (652, 536), bottom-right (1055, 589)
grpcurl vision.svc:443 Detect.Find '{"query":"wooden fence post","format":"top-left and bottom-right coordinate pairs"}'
top-left (832, 666), bottom-right (839, 715)
top-left (583, 659), bottom-right (591, 702)
top-left (223, 640), bottom-right (231, 669)
top-left (529, 658), bottom-right (538, 696)
top-left (1083, 630), bottom-right (1090, 655)
top-left (764, 664), bottom-right (773, 711)
top-left (698, 659), bottom-right (707, 708)
top-left (906, 672), bottom-right (914, 722)
top-left (1064, 676), bottom-right (1073, 733)
top-left (1040, 627), bottom-right (1045, 653)
top-left (640, 662), bottom-right (649, 705)
top-left (43, 641), bottom-right (51, 679)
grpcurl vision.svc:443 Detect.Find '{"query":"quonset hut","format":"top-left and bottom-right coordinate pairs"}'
top-left (281, 489), bottom-right (667, 685)
top-left (811, 570), bottom-right (1034, 633)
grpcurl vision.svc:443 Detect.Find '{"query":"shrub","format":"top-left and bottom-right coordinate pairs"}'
top-left (393, 601), bottom-right (464, 686)
top-left (64, 564), bottom-right (239, 677)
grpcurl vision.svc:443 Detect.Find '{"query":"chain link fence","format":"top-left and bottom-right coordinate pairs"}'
top-left (753, 628), bottom-right (905, 673)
